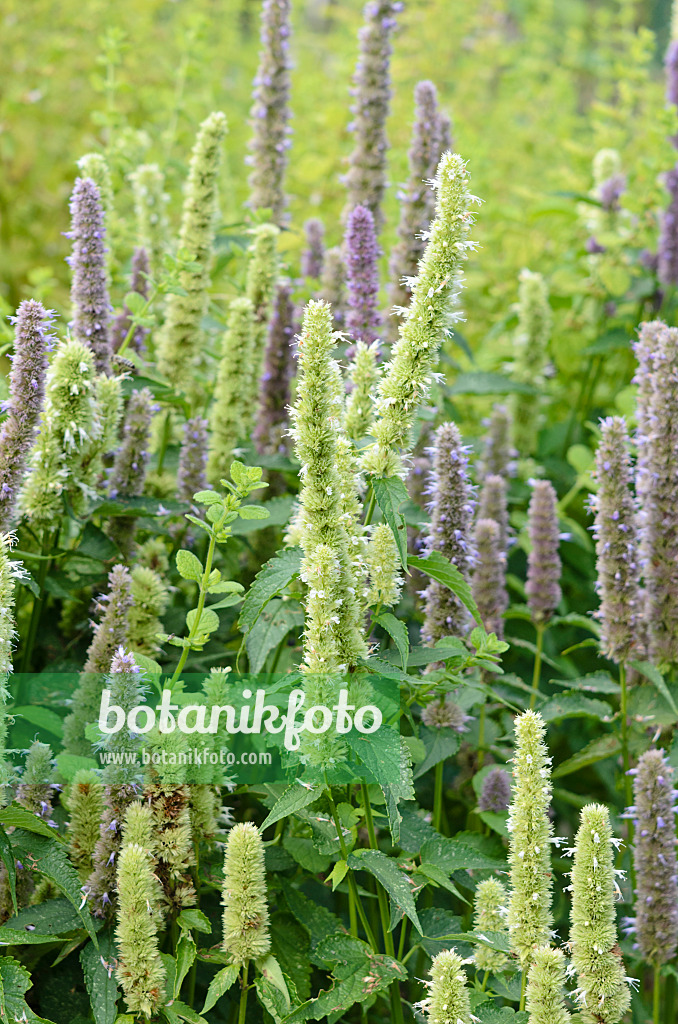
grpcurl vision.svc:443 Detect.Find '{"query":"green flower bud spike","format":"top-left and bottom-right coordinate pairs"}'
top-left (221, 822), bottom-right (271, 965)
top-left (422, 949), bottom-right (473, 1024)
top-left (473, 878), bottom-right (509, 974)
top-left (526, 947), bottom-right (572, 1024)
top-left (115, 842), bottom-right (166, 1018)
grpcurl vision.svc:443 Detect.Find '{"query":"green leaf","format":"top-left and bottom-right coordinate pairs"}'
top-left (448, 371), bottom-right (538, 396)
top-left (284, 837), bottom-right (330, 873)
top-left (176, 549), bottom-right (203, 581)
top-left (12, 705), bottom-right (64, 738)
top-left (539, 693), bottom-right (612, 723)
top-left (421, 835), bottom-right (506, 872)
top-left (238, 504), bottom-right (270, 520)
top-left (123, 291), bottom-right (147, 316)
top-left (186, 607), bottom-right (220, 634)
top-left (81, 933), bottom-right (119, 1024)
top-left (270, 911), bottom-right (311, 1001)
top-left (177, 909), bottom-right (212, 935)
top-left (0, 955), bottom-right (58, 1023)
top-left (547, 672), bottom-right (619, 695)
top-left (283, 886), bottom-right (343, 951)
top-left (328, 860), bottom-right (349, 892)
top-left (257, 954), bottom-right (290, 1010)
top-left (232, 496), bottom-right (295, 536)
top-left (260, 783), bottom-right (321, 831)
top-left (415, 862), bottom-right (468, 903)
top-left (0, 898), bottom-right (84, 945)
top-left (477, 810), bottom-right (509, 837)
top-left (0, 827), bottom-right (16, 916)
top-left (348, 849), bottom-right (421, 932)
top-left (54, 753), bottom-right (99, 782)
top-left (413, 727), bottom-right (460, 779)
top-left (193, 490), bottom-right (221, 505)
top-left (552, 734), bottom-right (621, 779)
top-left (344, 728), bottom-right (404, 792)
top-left (239, 547), bottom-right (303, 635)
top-left (201, 964), bottom-right (240, 1014)
top-left (246, 598), bottom-right (304, 674)
top-left (408, 552), bottom-right (481, 624)
top-left (0, 804), bottom-right (65, 842)
top-left (174, 935), bottom-right (197, 999)
top-left (373, 613), bottom-right (409, 671)
top-left (371, 476), bottom-right (408, 571)
top-left (163, 999), bottom-right (209, 1024)
top-left (631, 661), bottom-right (678, 716)
top-left (9, 831), bottom-right (97, 944)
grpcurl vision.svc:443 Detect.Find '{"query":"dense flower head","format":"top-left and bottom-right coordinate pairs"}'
top-left (156, 111), bottom-right (228, 393)
top-left (422, 949), bottom-right (473, 1024)
top-left (478, 766), bottom-right (511, 813)
top-left (629, 749), bottom-right (678, 966)
top-left (128, 565), bottom-right (169, 657)
top-left (68, 177), bottom-right (112, 375)
top-left (526, 947), bottom-right (572, 1024)
top-left (422, 422), bottom-right (475, 643)
top-left (115, 842), bottom-right (166, 1016)
top-left (590, 416), bottom-right (641, 663)
top-left (177, 416), bottom-right (208, 502)
top-left (511, 269), bottom-right (552, 456)
top-left (107, 388), bottom-right (153, 557)
top-left (292, 300), bottom-right (367, 671)
top-left (420, 695), bottom-right (468, 732)
top-left (480, 404), bottom-right (515, 480)
top-left (635, 321), bottom-right (678, 666)
top-left (477, 473), bottom-right (509, 557)
top-left (343, 0), bottom-right (402, 232)
top-left (0, 300), bottom-right (53, 529)
top-left (17, 741), bottom-right (55, 821)
top-left (569, 804), bottom-right (630, 1024)
top-left (111, 247), bottom-right (150, 354)
top-left (221, 822), bottom-right (271, 964)
top-left (130, 163), bottom-right (168, 274)
top-left (345, 204), bottom-right (382, 351)
top-left (142, 779), bottom-right (195, 912)
top-left (208, 297), bottom-right (256, 482)
top-left (364, 522), bottom-right (402, 607)
top-left (253, 283), bottom-right (296, 455)
top-left (345, 340), bottom-right (380, 441)
top-left (473, 878), bottom-right (509, 972)
top-left (302, 218), bottom-right (325, 278)
top-left (472, 517), bottom-right (508, 639)
top-left (247, 0), bottom-right (292, 222)
top-left (507, 710), bottom-right (554, 966)
top-left (361, 152), bottom-right (478, 477)
top-left (388, 81), bottom-right (450, 331)
top-left (0, 536), bottom-right (20, 799)
top-left (526, 480), bottom-right (561, 626)
top-left (65, 769), bottom-right (104, 880)
top-left (659, 164), bottom-right (678, 286)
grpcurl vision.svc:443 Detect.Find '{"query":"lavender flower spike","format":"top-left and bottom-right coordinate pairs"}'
top-left (107, 389), bottom-right (153, 558)
top-left (631, 749), bottom-right (678, 966)
top-left (591, 416), bottom-right (641, 664)
top-left (345, 204), bottom-right (381, 352)
top-left (480, 404), bottom-right (515, 480)
top-left (111, 247), bottom-right (150, 355)
top-left (422, 422), bottom-right (475, 643)
top-left (477, 474), bottom-right (509, 561)
top-left (0, 301), bottom-right (52, 530)
top-left (472, 518), bottom-right (508, 640)
top-left (666, 22), bottom-right (678, 111)
top-left (177, 417), bottom-right (208, 502)
top-left (478, 766), bottom-right (511, 813)
top-left (343, 0), bottom-right (402, 232)
top-left (247, 0), bottom-right (292, 222)
top-left (638, 323), bottom-right (678, 666)
top-left (253, 283), bottom-right (296, 455)
top-left (526, 480), bottom-right (561, 626)
top-left (301, 219), bottom-right (325, 279)
top-left (68, 177), bottom-right (112, 375)
top-left (659, 164), bottom-right (678, 286)
top-left (388, 81), bottom-right (449, 338)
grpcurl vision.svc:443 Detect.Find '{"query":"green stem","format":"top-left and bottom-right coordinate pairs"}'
top-left (654, 964), bottom-right (661, 1024)
top-left (397, 918), bottom-right (408, 962)
top-left (19, 530), bottom-right (53, 673)
top-left (363, 485), bottom-right (376, 527)
top-left (116, 291), bottom-right (156, 359)
top-left (481, 970), bottom-right (489, 992)
top-left (168, 518), bottom-right (222, 686)
top-left (619, 663), bottom-right (634, 846)
top-left (519, 968), bottom-right (527, 1012)
top-left (529, 624), bottom-right (545, 710)
top-left (238, 961), bottom-right (250, 1024)
top-left (433, 761), bottom-right (444, 834)
top-left (477, 700), bottom-right (486, 770)
top-left (156, 410), bottom-right (172, 475)
top-left (326, 785), bottom-right (377, 950)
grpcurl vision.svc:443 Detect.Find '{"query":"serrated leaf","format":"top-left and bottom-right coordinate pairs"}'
top-left (81, 933), bottom-right (119, 1024)
top-left (408, 552), bottom-right (481, 624)
top-left (415, 863), bottom-right (468, 903)
top-left (0, 804), bottom-right (65, 842)
top-left (260, 783), bottom-right (321, 831)
top-left (374, 613), bottom-right (409, 671)
top-left (238, 504), bottom-right (270, 520)
top-left (413, 726), bottom-right (461, 779)
top-left (174, 935), bottom-right (197, 999)
top-left (0, 955), bottom-right (58, 1023)
top-left (328, 860), bottom-right (349, 892)
top-left (448, 371), bottom-right (538, 396)
top-left (201, 964), bottom-right (240, 1014)
top-left (0, 827), bottom-right (16, 916)
top-left (421, 835), bottom-right (506, 872)
top-left (13, 705), bottom-right (64, 738)
top-left (539, 693), bottom-right (612, 723)
top-left (552, 734), bottom-right (621, 779)
top-left (193, 490), bottom-right (221, 505)
top-left (177, 909), bottom-right (212, 935)
top-left (176, 549), bottom-right (203, 581)
top-left (239, 547), bottom-right (303, 635)
top-left (632, 660), bottom-right (678, 716)
top-left (258, 954), bottom-right (290, 1010)
top-left (0, 898), bottom-right (84, 945)
top-left (371, 476), bottom-right (408, 570)
top-left (348, 848), bottom-right (420, 932)
top-left (246, 598), bottom-right (304, 674)
top-left (186, 607), bottom-right (220, 634)
top-left (123, 291), bottom-right (147, 316)
top-left (163, 999), bottom-right (209, 1024)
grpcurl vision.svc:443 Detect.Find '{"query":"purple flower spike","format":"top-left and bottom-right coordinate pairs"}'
top-left (111, 247), bottom-right (150, 355)
top-left (343, 0), bottom-right (401, 232)
top-left (247, 0), bottom-right (292, 222)
top-left (301, 218), bottom-right (325, 279)
top-left (633, 749), bottom-right (678, 966)
top-left (68, 177), bottom-right (112, 375)
top-left (525, 480), bottom-right (561, 627)
top-left (0, 300), bottom-right (53, 530)
top-left (345, 204), bottom-right (381, 353)
top-left (666, 38), bottom-right (678, 110)
top-left (659, 165), bottom-right (678, 286)
top-left (478, 766), bottom-right (511, 813)
top-left (177, 416), bottom-right (209, 503)
top-left (253, 283), bottom-right (296, 455)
